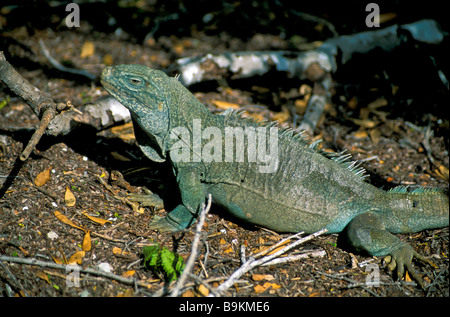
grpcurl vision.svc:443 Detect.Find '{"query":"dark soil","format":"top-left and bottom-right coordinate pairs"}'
top-left (0, 1), bottom-right (448, 298)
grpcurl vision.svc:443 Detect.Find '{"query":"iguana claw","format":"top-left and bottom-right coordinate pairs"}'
top-left (383, 244), bottom-right (435, 288)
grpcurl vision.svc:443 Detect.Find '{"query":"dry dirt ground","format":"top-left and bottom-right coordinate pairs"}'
top-left (0, 1), bottom-right (448, 300)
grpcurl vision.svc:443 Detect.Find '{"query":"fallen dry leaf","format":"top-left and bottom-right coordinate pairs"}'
top-left (257, 238), bottom-right (290, 256)
top-left (436, 165), bottom-right (449, 180)
top-left (18, 246), bottom-right (29, 255)
top-left (350, 118), bottom-right (378, 128)
top-left (367, 97), bottom-right (388, 110)
top-left (197, 284), bottom-right (210, 297)
top-left (103, 54), bottom-right (113, 65)
top-left (80, 41), bottom-right (95, 58)
top-left (244, 112), bottom-right (265, 122)
top-left (34, 167), bottom-right (52, 186)
top-left (212, 100), bottom-right (240, 110)
top-left (52, 256), bottom-right (64, 265)
top-left (35, 271), bottom-right (51, 285)
top-left (182, 289), bottom-right (196, 297)
top-left (253, 284), bottom-right (267, 294)
top-left (254, 282), bottom-right (280, 294)
top-left (82, 231), bottom-right (91, 251)
top-left (68, 251), bottom-right (85, 265)
top-left (269, 283), bottom-right (282, 290)
top-left (252, 274), bottom-right (275, 281)
top-left (271, 106), bottom-right (290, 123)
top-left (82, 211), bottom-right (112, 226)
top-left (65, 187), bottom-right (76, 207)
top-left (54, 211), bottom-right (86, 232)
top-left (117, 289), bottom-right (135, 297)
top-left (173, 43), bottom-right (185, 55)
top-left (110, 122), bottom-right (135, 141)
top-left (122, 270), bottom-right (136, 278)
top-left (294, 98), bottom-right (308, 115)
top-left (404, 271), bottom-right (412, 282)
top-left (113, 247), bottom-right (131, 255)
top-left (353, 130), bottom-right (368, 139)
top-left (112, 247), bottom-right (122, 255)
top-left (223, 246), bottom-right (234, 254)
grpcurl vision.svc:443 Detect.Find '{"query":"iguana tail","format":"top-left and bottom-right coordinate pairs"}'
top-left (379, 186), bottom-right (449, 233)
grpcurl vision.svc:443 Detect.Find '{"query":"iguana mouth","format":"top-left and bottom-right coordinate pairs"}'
top-left (100, 79), bottom-right (113, 91)
top-left (100, 79), bottom-right (122, 103)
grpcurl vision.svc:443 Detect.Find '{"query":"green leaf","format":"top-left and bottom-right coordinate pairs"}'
top-left (142, 244), bottom-right (185, 282)
top-left (327, 241), bottom-right (337, 248)
top-left (0, 97), bottom-right (10, 110)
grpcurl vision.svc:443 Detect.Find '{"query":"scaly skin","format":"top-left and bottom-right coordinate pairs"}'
top-left (101, 64), bottom-right (448, 287)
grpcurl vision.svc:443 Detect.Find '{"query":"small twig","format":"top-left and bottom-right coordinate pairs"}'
top-left (187, 272), bottom-right (215, 293)
top-left (0, 260), bottom-right (30, 297)
top-left (38, 39), bottom-right (96, 81)
top-left (253, 231), bottom-right (304, 258)
top-left (261, 250), bottom-right (326, 266)
top-left (240, 245), bottom-right (246, 264)
top-left (421, 124), bottom-right (438, 168)
top-left (212, 228), bottom-right (327, 296)
top-left (169, 194), bottom-right (212, 297)
top-left (293, 11), bottom-right (338, 37)
top-left (91, 230), bottom-right (127, 243)
top-left (182, 276), bottom-right (248, 290)
top-left (199, 258), bottom-right (209, 278)
top-left (19, 106), bottom-right (56, 160)
top-left (202, 240), bottom-right (210, 274)
top-left (0, 255), bottom-right (149, 288)
top-left (317, 271), bottom-right (382, 297)
top-left (426, 268), bottom-right (445, 296)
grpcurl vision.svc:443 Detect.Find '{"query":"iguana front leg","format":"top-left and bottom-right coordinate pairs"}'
top-left (149, 166), bottom-right (204, 232)
top-left (346, 212), bottom-right (433, 288)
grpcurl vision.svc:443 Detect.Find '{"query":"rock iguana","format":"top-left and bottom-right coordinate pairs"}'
top-left (101, 64), bottom-right (448, 286)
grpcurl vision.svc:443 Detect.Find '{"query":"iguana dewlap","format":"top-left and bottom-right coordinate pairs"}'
top-left (101, 64), bottom-right (448, 286)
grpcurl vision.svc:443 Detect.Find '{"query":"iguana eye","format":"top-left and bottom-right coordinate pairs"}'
top-left (129, 78), bottom-right (142, 85)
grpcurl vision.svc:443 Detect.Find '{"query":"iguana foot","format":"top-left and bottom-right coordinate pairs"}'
top-left (148, 204), bottom-right (198, 232)
top-left (148, 215), bottom-right (180, 232)
top-left (128, 190), bottom-right (164, 209)
top-left (346, 212), bottom-right (439, 289)
top-left (383, 244), bottom-right (435, 288)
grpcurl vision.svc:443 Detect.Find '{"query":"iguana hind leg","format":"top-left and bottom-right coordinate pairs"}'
top-left (346, 212), bottom-right (433, 288)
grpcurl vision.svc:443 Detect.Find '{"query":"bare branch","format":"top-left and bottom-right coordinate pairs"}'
top-left (0, 52), bottom-right (72, 160)
top-left (169, 193), bottom-right (212, 297)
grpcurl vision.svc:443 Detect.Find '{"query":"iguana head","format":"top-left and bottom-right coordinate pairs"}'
top-left (101, 64), bottom-right (172, 162)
